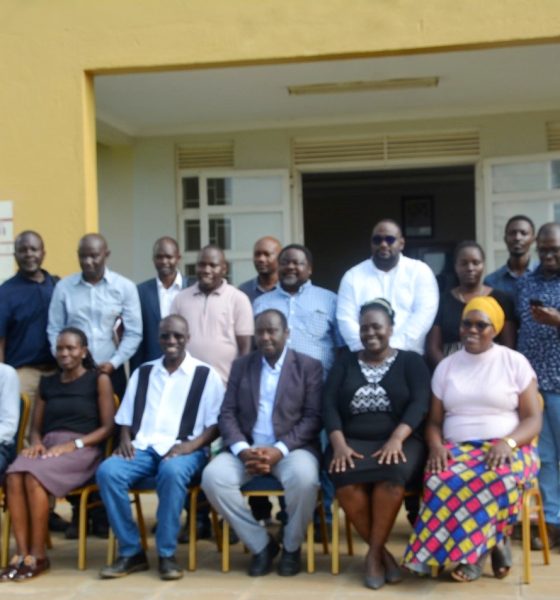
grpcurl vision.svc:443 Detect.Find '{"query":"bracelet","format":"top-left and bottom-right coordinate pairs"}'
top-left (502, 437), bottom-right (517, 450)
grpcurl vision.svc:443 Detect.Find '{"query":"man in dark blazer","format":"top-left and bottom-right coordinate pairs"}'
top-left (202, 309), bottom-right (323, 577)
top-left (131, 237), bottom-right (187, 371)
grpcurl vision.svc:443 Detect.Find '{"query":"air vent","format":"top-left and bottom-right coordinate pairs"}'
top-left (177, 142), bottom-right (234, 169)
top-left (546, 122), bottom-right (560, 152)
top-left (293, 130), bottom-right (479, 166)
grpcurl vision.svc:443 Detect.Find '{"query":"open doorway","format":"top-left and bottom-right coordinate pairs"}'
top-left (302, 165), bottom-right (476, 292)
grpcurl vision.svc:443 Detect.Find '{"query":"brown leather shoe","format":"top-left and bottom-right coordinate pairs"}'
top-left (13, 555), bottom-right (50, 581)
top-left (0, 555), bottom-right (23, 582)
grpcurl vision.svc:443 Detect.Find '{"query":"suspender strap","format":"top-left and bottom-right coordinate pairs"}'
top-left (177, 366), bottom-right (210, 440)
top-left (131, 364), bottom-right (153, 439)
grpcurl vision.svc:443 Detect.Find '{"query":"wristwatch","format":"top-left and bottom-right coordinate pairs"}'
top-left (502, 437), bottom-right (517, 450)
top-left (74, 438), bottom-right (85, 449)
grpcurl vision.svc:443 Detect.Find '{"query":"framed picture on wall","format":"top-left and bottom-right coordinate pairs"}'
top-left (402, 195), bottom-right (433, 238)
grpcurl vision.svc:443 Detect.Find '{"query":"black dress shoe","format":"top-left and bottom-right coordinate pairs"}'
top-left (277, 547), bottom-right (301, 576)
top-left (48, 511), bottom-right (69, 533)
top-left (248, 536), bottom-right (279, 576)
top-left (99, 551), bottom-right (149, 578)
top-left (158, 556), bottom-right (183, 580)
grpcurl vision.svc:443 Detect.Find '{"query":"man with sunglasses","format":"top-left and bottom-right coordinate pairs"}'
top-left (517, 221), bottom-right (560, 550)
top-left (337, 219), bottom-right (439, 355)
top-left (97, 314), bottom-right (224, 580)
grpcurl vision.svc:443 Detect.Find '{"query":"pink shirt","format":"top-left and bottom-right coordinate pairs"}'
top-left (170, 281), bottom-right (254, 385)
top-left (432, 344), bottom-right (536, 443)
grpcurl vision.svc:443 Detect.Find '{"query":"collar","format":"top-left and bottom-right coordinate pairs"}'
top-left (279, 279), bottom-right (312, 297)
top-left (193, 279), bottom-right (227, 296)
top-left (157, 271), bottom-right (183, 292)
top-left (370, 254), bottom-right (401, 274)
top-left (154, 351), bottom-right (195, 377)
top-left (256, 278), bottom-right (278, 293)
top-left (15, 269), bottom-right (50, 284)
top-left (534, 264), bottom-right (560, 281)
top-left (76, 267), bottom-right (112, 286)
top-left (504, 257), bottom-right (539, 277)
top-left (260, 345), bottom-right (288, 372)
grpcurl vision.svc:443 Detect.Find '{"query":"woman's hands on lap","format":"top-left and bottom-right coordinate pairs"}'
top-left (427, 443), bottom-right (451, 473)
top-left (21, 443), bottom-right (47, 459)
top-left (44, 441), bottom-right (76, 458)
top-left (329, 442), bottom-right (364, 473)
top-left (485, 440), bottom-right (513, 469)
top-left (373, 436), bottom-right (407, 464)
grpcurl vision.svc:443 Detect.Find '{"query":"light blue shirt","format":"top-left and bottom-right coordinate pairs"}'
top-left (484, 258), bottom-right (539, 300)
top-left (253, 281), bottom-right (343, 378)
top-left (47, 268), bottom-right (142, 369)
top-left (230, 346), bottom-right (289, 457)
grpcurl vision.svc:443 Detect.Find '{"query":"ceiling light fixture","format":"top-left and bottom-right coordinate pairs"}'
top-left (287, 76), bottom-right (439, 96)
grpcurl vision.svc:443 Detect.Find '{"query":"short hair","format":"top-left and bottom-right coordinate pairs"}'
top-left (537, 222), bottom-right (560, 239)
top-left (153, 236), bottom-right (180, 254)
top-left (372, 219), bottom-right (402, 236)
top-left (14, 230), bottom-right (44, 249)
top-left (57, 327), bottom-right (96, 370)
top-left (198, 244), bottom-right (225, 260)
top-left (453, 240), bottom-right (485, 263)
top-left (359, 298), bottom-right (395, 325)
top-left (505, 214), bottom-right (535, 234)
top-left (160, 314), bottom-right (189, 330)
top-left (254, 308), bottom-right (288, 330)
top-left (278, 244), bottom-right (313, 266)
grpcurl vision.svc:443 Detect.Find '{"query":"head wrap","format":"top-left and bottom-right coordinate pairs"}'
top-left (462, 296), bottom-right (505, 335)
top-left (359, 298), bottom-right (395, 324)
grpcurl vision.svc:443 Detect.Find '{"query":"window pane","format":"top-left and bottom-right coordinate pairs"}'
top-left (182, 177), bottom-right (200, 208)
top-left (184, 263), bottom-right (196, 279)
top-left (207, 178), bottom-right (230, 206)
top-left (551, 160), bottom-right (560, 189)
top-left (209, 216), bottom-right (232, 249)
top-left (183, 219), bottom-right (201, 251)
top-left (491, 162), bottom-right (549, 194)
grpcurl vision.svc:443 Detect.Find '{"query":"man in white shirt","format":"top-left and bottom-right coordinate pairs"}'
top-left (0, 363), bottom-right (20, 480)
top-left (202, 309), bottom-right (323, 577)
top-left (97, 315), bottom-right (224, 581)
top-left (131, 237), bottom-right (187, 371)
top-left (337, 219), bottom-right (439, 354)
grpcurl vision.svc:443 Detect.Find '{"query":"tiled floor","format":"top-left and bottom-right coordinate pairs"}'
top-left (2, 497), bottom-right (558, 599)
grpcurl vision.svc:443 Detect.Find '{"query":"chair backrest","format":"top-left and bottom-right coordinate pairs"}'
top-left (16, 394), bottom-right (31, 452)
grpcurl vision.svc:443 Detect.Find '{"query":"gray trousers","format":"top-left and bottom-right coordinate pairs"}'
top-left (202, 449), bottom-right (319, 554)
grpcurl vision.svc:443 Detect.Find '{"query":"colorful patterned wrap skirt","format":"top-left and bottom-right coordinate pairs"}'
top-left (403, 440), bottom-right (538, 572)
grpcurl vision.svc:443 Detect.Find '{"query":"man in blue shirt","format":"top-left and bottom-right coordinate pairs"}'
top-left (485, 214), bottom-right (538, 298)
top-left (517, 222), bottom-right (560, 549)
top-left (48, 233), bottom-right (142, 400)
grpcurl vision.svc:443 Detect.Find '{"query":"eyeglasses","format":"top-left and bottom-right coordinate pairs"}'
top-left (372, 235), bottom-right (397, 245)
top-left (537, 246), bottom-right (560, 256)
top-left (460, 319), bottom-right (492, 332)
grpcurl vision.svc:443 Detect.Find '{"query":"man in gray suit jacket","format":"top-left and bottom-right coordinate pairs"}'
top-left (202, 309), bottom-right (322, 577)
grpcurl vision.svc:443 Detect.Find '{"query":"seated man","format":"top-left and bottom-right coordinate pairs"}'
top-left (97, 315), bottom-right (224, 580)
top-left (202, 309), bottom-right (322, 577)
top-left (0, 363), bottom-right (20, 479)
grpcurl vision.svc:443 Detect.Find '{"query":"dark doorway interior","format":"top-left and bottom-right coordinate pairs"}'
top-left (302, 165), bottom-right (476, 292)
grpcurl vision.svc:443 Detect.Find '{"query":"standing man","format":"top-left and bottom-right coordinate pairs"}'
top-left (238, 236), bottom-right (282, 303)
top-left (202, 309), bottom-right (322, 577)
top-left (131, 237), bottom-right (187, 371)
top-left (170, 244), bottom-right (254, 385)
top-left (98, 315), bottom-right (224, 580)
top-left (485, 215), bottom-right (537, 297)
top-left (0, 231), bottom-right (58, 422)
top-left (517, 222), bottom-right (560, 548)
top-left (337, 219), bottom-right (439, 354)
top-left (48, 233), bottom-right (142, 400)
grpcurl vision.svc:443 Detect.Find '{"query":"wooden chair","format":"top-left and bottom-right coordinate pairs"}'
top-left (220, 474), bottom-right (328, 574)
top-left (106, 480), bottom-right (219, 572)
top-left (0, 394), bottom-right (31, 568)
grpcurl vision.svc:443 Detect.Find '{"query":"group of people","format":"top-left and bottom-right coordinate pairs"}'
top-left (0, 213), bottom-right (557, 590)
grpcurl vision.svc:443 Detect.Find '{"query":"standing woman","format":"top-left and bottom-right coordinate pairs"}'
top-left (323, 299), bottom-right (430, 590)
top-left (426, 241), bottom-right (516, 369)
top-left (1, 327), bottom-right (114, 581)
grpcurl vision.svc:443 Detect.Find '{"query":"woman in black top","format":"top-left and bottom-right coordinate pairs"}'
top-left (1, 328), bottom-right (114, 582)
top-left (324, 299), bottom-right (430, 590)
top-left (425, 240), bottom-right (516, 369)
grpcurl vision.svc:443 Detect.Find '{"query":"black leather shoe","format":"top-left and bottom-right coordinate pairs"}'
top-left (158, 556), bottom-right (183, 580)
top-left (277, 547), bottom-right (301, 576)
top-left (99, 551), bottom-right (149, 578)
top-left (248, 536), bottom-right (279, 576)
top-left (177, 518), bottom-right (212, 544)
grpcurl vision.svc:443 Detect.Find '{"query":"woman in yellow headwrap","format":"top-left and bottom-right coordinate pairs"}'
top-left (403, 296), bottom-right (542, 582)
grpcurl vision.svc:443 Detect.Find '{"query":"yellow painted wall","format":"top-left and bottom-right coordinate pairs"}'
top-left (2, 0), bottom-right (560, 274)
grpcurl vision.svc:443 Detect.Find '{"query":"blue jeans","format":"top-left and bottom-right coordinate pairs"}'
top-left (97, 447), bottom-right (207, 557)
top-left (539, 391), bottom-right (560, 525)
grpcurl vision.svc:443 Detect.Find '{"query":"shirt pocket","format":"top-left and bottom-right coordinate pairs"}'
top-left (304, 310), bottom-right (330, 340)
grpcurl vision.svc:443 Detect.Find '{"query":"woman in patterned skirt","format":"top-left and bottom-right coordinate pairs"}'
top-left (323, 299), bottom-right (431, 590)
top-left (1, 327), bottom-right (114, 582)
top-left (403, 296), bottom-right (541, 582)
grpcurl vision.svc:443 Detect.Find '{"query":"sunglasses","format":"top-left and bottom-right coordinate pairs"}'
top-left (460, 319), bottom-right (492, 332)
top-left (372, 235), bottom-right (398, 245)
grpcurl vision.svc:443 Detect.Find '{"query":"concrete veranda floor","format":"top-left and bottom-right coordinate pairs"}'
top-left (2, 497), bottom-right (558, 599)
